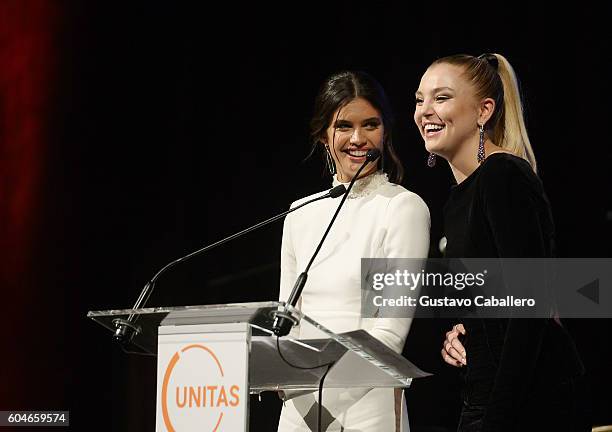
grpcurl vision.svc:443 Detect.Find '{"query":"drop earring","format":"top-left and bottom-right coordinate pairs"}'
top-left (325, 145), bottom-right (336, 175)
top-left (477, 124), bottom-right (485, 164)
top-left (427, 153), bottom-right (436, 167)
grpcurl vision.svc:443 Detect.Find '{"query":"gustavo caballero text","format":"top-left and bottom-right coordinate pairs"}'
top-left (372, 295), bottom-right (536, 308)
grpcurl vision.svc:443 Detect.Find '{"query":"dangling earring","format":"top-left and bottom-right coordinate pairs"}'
top-left (324, 145), bottom-right (336, 175)
top-left (427, 152), bottom-right (436, 167)
top-left (477, 124), bottom-right (485, 164)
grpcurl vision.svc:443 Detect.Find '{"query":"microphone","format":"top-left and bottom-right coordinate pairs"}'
top-left (365, 148), bottom-right (381, 162)
top-left (273, 148), bottom-right (381, 336)
top-left (112, 184), bottom-right (347, 346)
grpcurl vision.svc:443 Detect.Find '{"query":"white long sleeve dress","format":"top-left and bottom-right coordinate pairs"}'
top-left (277, 171), bottom-right (430, 432)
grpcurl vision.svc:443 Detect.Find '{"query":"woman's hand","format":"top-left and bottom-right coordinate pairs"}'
top-left (441, 324), bottom-right (467, 367)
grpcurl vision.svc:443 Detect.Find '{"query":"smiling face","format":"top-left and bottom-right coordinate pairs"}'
top-left (324, 97), bottom-right (384, 182)
top-left (414, 63), bottom-right (482, 159)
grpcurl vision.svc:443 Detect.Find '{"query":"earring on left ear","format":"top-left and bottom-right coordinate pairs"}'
top-left (324, 145), bottom-right (336, 175)
top-left (477, 124), bottom-right (485, 164)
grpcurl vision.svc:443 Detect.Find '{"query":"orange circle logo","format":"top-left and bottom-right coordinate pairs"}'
top-left (161, 344), bottom-right (240, 431)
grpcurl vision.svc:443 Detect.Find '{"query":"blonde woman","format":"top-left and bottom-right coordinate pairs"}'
top-left (414, 54), bottom-right (588, 431)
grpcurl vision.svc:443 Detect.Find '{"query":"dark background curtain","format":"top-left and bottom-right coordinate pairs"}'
top-left (0, 1), bottom-right (609, 430)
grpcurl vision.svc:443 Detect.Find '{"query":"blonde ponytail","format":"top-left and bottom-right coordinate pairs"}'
top-left (493, 54), bottom-right (537, 172)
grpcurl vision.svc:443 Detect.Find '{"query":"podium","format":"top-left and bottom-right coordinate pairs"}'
top-left (88, 301), bottom-right (429, 431)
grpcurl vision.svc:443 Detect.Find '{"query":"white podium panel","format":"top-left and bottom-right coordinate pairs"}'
top-left (156, 323), bottom-right (250, 432)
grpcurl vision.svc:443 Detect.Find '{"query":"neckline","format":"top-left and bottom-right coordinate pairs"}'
top-left (450, 152), bottom-right (511, 192)
top-left (332, 170), bottom-right (389, 199)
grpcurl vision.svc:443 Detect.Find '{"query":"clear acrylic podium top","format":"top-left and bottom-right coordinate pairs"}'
top-left (88, 301), bottom-right (429, 393)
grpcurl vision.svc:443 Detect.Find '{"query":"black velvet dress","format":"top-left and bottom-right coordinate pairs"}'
top-left (443, 153), bottom-right (589, 432)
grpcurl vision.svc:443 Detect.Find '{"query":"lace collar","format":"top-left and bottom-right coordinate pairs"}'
top-left (332, 170), bottom-right (389, 199)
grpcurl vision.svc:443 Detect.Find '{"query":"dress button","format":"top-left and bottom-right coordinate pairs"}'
top-left (439, 236), bottom-right (447, 254)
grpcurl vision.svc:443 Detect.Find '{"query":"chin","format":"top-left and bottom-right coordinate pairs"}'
top-left (425, 143), bottom-right (440, 153)
top-left (425, 141), bottom-right (442, 154)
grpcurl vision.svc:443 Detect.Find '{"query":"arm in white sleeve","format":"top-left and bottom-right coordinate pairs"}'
top-left (364, 191), bottom-right (431, 353)
top-left (278, 210), bottom-right (302, 340)
top-left (279, 211), bottom-right (297, 303)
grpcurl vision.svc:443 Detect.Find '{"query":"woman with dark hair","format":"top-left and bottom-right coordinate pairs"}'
top-left (277, 71), bottom-right (430, 431)
top-left (414, 53), bottom-right (588, 431)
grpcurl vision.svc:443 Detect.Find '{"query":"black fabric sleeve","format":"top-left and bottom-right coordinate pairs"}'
top-left (478, 157), bottom-right (550, 432)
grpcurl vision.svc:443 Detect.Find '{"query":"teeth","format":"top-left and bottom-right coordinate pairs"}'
top-left (348, 150), bottom-right (367, 157)
top-left (424, 124), bottom-right (445, 132)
